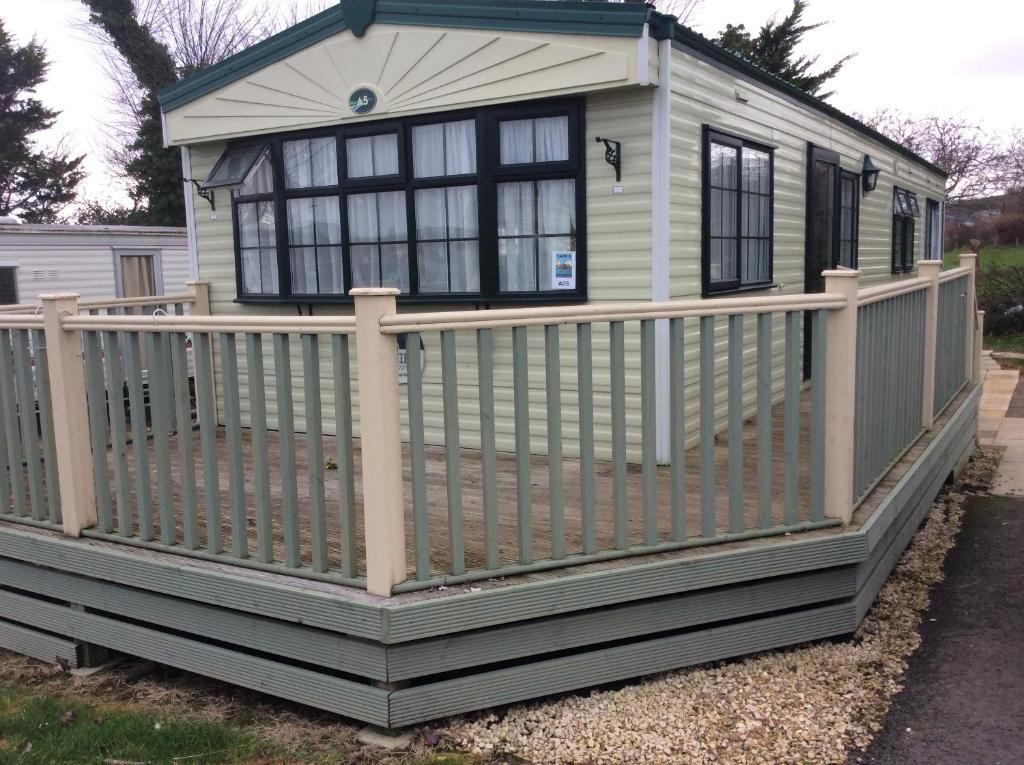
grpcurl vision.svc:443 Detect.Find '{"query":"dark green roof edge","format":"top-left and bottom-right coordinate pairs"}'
top-left (158, 0), bottom-right (943, 179)
top-left (648, 12), bottom-right (947, 179)
top-left (158, 0), bottom-right (648, 112)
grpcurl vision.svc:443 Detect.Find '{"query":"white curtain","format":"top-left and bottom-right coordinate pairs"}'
top-left (413, 120), bottom-right (476, 177)
top-left (534, 116), bottom-right (568, 162)
top-left (500, 119), bottom-right (534, 165)
top-left (498, 181), bottom-right (536, 291)
top-left (348, 192), bottom-right (408, 292)
top-left (347, 134), bottom-right (398, 178)
top-left (284, 138), bottom-right (337, 188)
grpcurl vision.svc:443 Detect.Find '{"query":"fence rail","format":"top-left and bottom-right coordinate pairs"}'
top-left (0, 257), bottom-right (982, 596)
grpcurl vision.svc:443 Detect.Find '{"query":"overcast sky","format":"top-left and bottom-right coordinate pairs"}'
top-left (3, 0), bottom-right (1023, 205)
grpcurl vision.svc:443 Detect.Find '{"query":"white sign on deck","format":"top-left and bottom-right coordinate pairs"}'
top-left (551, 251), bottom-right (576, 290)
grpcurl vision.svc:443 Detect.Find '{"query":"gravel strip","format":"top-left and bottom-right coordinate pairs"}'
top-left (451, 450), bottom-right (998, 765)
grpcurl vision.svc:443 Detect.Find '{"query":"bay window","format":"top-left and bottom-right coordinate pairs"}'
top-left (211, 99), bottom-right (585, 303)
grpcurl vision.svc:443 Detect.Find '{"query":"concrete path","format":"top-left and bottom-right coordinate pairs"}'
top-left (980, 351), bottom-right (1024, 496)
top-left (850, 495), bottom-right (1024, 765)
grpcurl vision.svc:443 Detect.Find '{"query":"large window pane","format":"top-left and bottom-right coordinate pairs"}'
top-left (284, 137), bottom-right (338, 188)
top-left (500, 115), bottom-right (569, 165)
top-left (346, 134), bottom-right (398, 178)
top-left (414, 185), bottom-right (479, 294)
top-left (499, 238), bottom-right (536, 291)
top-left (412, 120), bottom-right (476, 178)
top-left (287, 196), bottom-right (342, 294)
top-left (498, 182), bottom-right (535, 236)
top-left (347, 192), bottom-right (408, 291)
top-left (537, 180), bottom-right (574, 235)
top-left (238, 201), bottom-right (278, 294)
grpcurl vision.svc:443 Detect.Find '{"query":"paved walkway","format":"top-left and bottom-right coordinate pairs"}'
top-left (979, 352), bottom-right (1023, 496)
top-left (852, 494), bottom-right (1024, 764)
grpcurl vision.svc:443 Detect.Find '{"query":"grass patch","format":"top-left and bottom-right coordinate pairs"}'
top-left (944, 245), bottom-right (1024, 270)
top-left (0, 683), bottom-right (272, 764)
top-left (0, 652), bottom-right (480, 765)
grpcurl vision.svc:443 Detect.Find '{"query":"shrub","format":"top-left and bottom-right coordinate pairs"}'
top-left (978, 264), bottom-right (1024, 336)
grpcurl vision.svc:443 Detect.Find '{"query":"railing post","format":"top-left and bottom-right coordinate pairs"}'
top-left (823, 269), bottom-right (860, 525)
top-left (351, 287), bottom-right (406, 596)
top-left (959, 253), bottom-right (979, 385)
top-left (918, 260), bottom-right (942, 430)
top-left (40, 293), bottom-right (96, 536)
top-left (186, 279), bottom-right (211, 315)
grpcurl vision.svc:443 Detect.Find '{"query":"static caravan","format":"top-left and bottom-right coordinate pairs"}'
top-left (0, 0), bottom-right (977, 729)
top-left (0, 224), bottom-right (192, 305)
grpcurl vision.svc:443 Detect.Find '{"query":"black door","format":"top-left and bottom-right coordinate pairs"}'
top-left (804, 145), bottom-right (841, 375)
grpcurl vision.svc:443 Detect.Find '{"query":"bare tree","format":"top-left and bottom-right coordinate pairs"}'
top-left (79, 0), bottom-right (327, 201)
top-left (654, 0), bottom-right (702, 23)
top-left (1001, 130), bottom-right (1024, 195)
top-left (859, 109), bottom-right (1004, 201)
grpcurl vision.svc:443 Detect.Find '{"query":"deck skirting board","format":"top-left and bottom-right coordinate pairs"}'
top-left (0, 587), bottom-right (391, 726)
top-left (382, 534), bottom-right (865, 642)
top-left (0, 526), bottom-right (386, 639)
top-left (0, 616), bottom-right (80, 668)
top-left (388, 602), bottom-right (856, 726)
top-left (0, 558), bottom-right (388, 681)
top-left (386, 567), bottom-right (856, 681)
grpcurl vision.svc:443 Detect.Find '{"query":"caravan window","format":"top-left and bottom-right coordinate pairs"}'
top-left (0, 267), bottom-right (17, 305)
top-left (892, 187), bottom-right (920, 273)
top-left (215, 99), bottom-right (585, 303)
top-left (702, 128), bottom-right (774, 295)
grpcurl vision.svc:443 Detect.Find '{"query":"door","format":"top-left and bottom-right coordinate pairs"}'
top-left (804, 145), bottom-right (840, 375)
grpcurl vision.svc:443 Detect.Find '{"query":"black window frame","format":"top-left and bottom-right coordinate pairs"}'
top-left (701, 127), bottom-right (775, 296)
top-left (226, 98), bottom-right (586, 305)
top-left (924, 197), bottom-right (943, 261)
top-left (838, 169), bottom-right (860, 268)
top-left (892, 186), bottom-right (919, 273)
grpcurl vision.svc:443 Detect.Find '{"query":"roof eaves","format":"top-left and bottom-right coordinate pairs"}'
top-left (159, 0), bottom-right (648, 114)
top-left (648, 11), bottom-right (948, 179)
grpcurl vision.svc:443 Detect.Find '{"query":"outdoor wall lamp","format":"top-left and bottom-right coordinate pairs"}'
top-left (595, 136), bottom-right (622, 182)
top-left (862, 155), bottom-right (880, 193)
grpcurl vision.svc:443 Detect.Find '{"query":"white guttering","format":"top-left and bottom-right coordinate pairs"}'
top-left (180, 146), bottom-right (200, 280)
top-left (651, 33), bottom-right (672, 463)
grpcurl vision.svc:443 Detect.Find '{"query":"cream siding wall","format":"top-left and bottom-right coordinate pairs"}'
top-left (187, 89), bottom-right (654, 460)
top-left (664, 45), bottom-right (946, 438)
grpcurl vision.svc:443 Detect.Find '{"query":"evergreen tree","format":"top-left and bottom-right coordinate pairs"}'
top-left (82, 0), bottom-right (184, 226)
top-left (715, 1), bottom-right (852, 99)
top-left (0, 21), bottom-right (85, 222)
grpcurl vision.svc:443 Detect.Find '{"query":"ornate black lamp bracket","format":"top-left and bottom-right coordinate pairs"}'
top-left (595, 137), bottom-right (622, 182)
top-left (190, 180), bottom-right (216, 211)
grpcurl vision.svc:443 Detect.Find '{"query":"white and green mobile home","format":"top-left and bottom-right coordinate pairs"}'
top-left (0, 0), bottom-right (977, 728)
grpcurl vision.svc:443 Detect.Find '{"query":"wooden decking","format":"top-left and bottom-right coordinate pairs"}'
top-left (86, 389), bottom-right (822, 582)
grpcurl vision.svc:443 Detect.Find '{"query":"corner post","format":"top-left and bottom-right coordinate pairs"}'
top-left (822, 269), bottom-right (860, 525)
top-left (351, 288), bottom-right (406, 596)
top-left (959, 253), bottom-right (979, 384)
top-left (40, 293), bottom-right (96, 536)
top-left (918, 260), bottom-right (942, 430)
top-left (185, 280), bottom-right (210, 315)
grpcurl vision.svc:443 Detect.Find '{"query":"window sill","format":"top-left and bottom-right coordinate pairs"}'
top-left (702, 282), bottom-right (780, 298)
top-left (234, 292), bottom-right (589, 307)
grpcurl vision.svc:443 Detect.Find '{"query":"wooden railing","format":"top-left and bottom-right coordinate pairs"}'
top-left (0, 258), bottom-right (982, 596)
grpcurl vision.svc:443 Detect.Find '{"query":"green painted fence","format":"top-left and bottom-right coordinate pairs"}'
top-left (74, 320), bottom-right (364, 587)
top-left (853, 287), bottom-right (928, 506)
top-left (934, 274), bottom-right (970, 415)
top-left (396, 308), bottom-right (833, 590)
top-left (0, 325), bottom-right (62, 528)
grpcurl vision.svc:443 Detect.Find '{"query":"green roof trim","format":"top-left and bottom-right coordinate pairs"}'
top-left (158, 0), bottom-right (944, 179)
top-left (158, 0), bottom-right (648, 112)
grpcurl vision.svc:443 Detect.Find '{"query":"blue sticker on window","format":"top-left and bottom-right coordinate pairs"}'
top-left (349, 87), bottom-right (377, 115)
